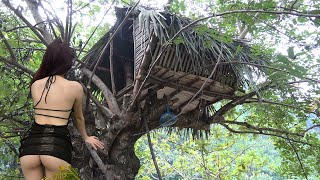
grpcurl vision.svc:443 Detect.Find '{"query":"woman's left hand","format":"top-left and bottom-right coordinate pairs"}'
top-left (84, 136), bottom-right (104, 150)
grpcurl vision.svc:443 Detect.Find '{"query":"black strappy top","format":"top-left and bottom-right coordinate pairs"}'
top-left (33, 75), bottom-right (72, 120)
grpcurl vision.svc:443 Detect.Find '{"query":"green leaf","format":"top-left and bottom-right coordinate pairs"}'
top-left (314, 18), bottom-right (320, 27)
top-left (309, 10), bottom-right (320, 15)
top-left (277, 54), bottom-right (291, 65)
top-left (287, 47), bottom-right (295, 59)
top-left (173, 36), bottom-right (184, 45)
top-left (297, 17), bottom-right (307, 23)
top-left (179, 0), bottom-right (186, 12)
top-left (289, 24), bottom-right (294, 28)
top-left (288, 67), bottom-right (303, 78)
top-left (235, 45), bottom-right (243, 55)
top-left (292, 19), bottom-right (297, 25)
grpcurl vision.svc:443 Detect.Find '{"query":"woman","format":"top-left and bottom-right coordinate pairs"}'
top-left (19, 38), bottom-right (104, 180)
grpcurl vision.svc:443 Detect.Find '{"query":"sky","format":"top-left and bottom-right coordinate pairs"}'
top-left (6, 0), bottom-right (168, 26)
top-left (12, 0), bottom-right (170, 42)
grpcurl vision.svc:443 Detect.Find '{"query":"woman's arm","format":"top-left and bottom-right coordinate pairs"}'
top-left (72, 82), bottom-right (104, 150)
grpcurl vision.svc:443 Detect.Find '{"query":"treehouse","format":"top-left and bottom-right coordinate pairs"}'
top-left (83, 7), bottom-right (257, 114)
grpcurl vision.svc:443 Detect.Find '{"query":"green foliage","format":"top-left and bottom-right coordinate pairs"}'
top-left (274, 136), bottom-right (320, 179)
top-left (135, 127), bottom-right (282, 179)
top-left (42, 165), bottom-right (80, 180)
top-left (0, 63), bottom-right (31, 176)
top-left (0, 6), bottom-right (39, 177)
top-left (0, 0), bottom-right (320, 179)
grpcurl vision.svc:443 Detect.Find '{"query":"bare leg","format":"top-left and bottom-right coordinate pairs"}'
top-left (40, 155), bottom-right (70, 178)
top-left (20, 155), bottom-right (44, 180)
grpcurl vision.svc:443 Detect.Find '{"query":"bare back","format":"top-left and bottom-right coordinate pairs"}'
top-left (31, 75), bottom-right (80, 126)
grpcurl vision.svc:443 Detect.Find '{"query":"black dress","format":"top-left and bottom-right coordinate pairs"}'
top-left (19, 76), bottom-right (73, 164)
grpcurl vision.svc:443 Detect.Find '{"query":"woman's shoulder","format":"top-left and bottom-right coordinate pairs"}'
top-left (66, 81), bottom-right (83, 98)
top-left (30, 77), bottom-right (47, 89)
top-left (31, 76), bottom-right (83, 90)
top-left (66, 80), bottom-right (83, 91)
top-left (66, 79), bottom-right (81, 86)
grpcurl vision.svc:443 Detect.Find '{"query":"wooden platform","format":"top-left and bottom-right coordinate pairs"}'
top-left (141, 66), bottom-right (235, 113)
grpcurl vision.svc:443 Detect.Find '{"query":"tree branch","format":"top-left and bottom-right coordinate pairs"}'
top-left (244, 99), bottom-right (299, 109)
top-left (219, 123), bottom-right (312, 146)
top-left (289, 0), bottom-right (299, 12)
top-left (215, 144), bottom-right (254, 179)
top-left (0, 132), bottom-right (18, 155)
top-left (72, 1), bottom-right (91, 14)
top-left (109, 35), bottom-right (116, 95)
top-left (1, 114), bottom-right (31, 126)
top-left (87, 1), bottom-right (140, 88)
top-left (200, 145), bottom-right (211, 179)
top-left (214, 82), bottom-right (273, 116)
top-left (286, 136), bottom-right (309, 180)
top-left (82, 68), bottom-right (120, 114)
top-left (302, 124), bottom-right (320, 135)
top-left (212, 119), bottom-right (303, 137)
top-left (38, 2), bottom-right (58, 39)
top-left (238, 12), bottom-right (259, 39)
top-left (81, 84), bottom-right (114, 119)
top-left (77, 0), bottom-right (116, 58)
top-left (259, 19), bottom-right (304, 46)
top-left (132, 33), bottom-right (158, 99)
top-left (86, 144), bottom-right (110, 179)
top-left (0, 56), bottom-right (34, 76)
top-left (205, 61), bottom-right (320, 84)
top-left (176, 38), bottom-right (224, 118)
top-left (143, 109), bottom-right (163, 179)
top-left (2, 0), bottom-right (49, 45)
top-left (25, 0), bottom-right (53, 43)
top-left (68, 0), bottom-right (73, 43)
top-left (210, 9), bottom-right (320, 19)
top-left (0, 30), bottom-right (17, 62)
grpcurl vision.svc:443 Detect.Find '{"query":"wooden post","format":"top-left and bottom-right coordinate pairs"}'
top-left (109, 33), bottom-right (116, 95)
top-left (124, 60), bottom-right (133, 86)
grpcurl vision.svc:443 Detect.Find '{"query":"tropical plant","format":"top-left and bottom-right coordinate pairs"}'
top-left (0, 0), bottom-right (319, 179)
top-left (135, 127), bottom-right (283, 179)
top-left (42, 165), bottom-right (80, 180)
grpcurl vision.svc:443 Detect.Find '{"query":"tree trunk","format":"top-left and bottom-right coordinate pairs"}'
top-left (25, 0), bottom-right (53, 43)
top-left (71, 106), bottom-right (143, 179)
top-left (109, 128), bottom-right (142, 179)
top-left (68, 85), bottom-right (209, 179)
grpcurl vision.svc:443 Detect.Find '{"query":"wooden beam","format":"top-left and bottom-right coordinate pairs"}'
top-left (109, 35), bottom-right (116, 95)
top-left (169, 77), bottom-right (200, 98)
top-left (149, 75), bottom-right (234, 99)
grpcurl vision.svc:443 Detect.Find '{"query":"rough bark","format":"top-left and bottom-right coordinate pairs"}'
top-left (109, 128), bottom-right (142, 179)
top-left (82, 68), bottom-right (121, 114)
top-left (69, 98), bottom-right (96, 179)
top-left (69, 86), bottom-right (215, 179)
top-left (2, 0), bottom-right (49, 45)
top-left (70, 107), bottom-right (141, 179)
top-left (25, 0), bottom-right (53, 43)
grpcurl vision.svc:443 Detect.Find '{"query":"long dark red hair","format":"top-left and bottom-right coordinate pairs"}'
top-left (30, 38), bottom-right (74, 86)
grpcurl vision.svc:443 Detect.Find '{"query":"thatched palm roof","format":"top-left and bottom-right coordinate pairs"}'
top-left (82, 7), bottom-right (264, 112)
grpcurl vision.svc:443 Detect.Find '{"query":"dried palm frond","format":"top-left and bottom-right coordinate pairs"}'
top-left (82, 7), bottom-right (267, 94)
top-left (137, 8), bottom-right (267, 91)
